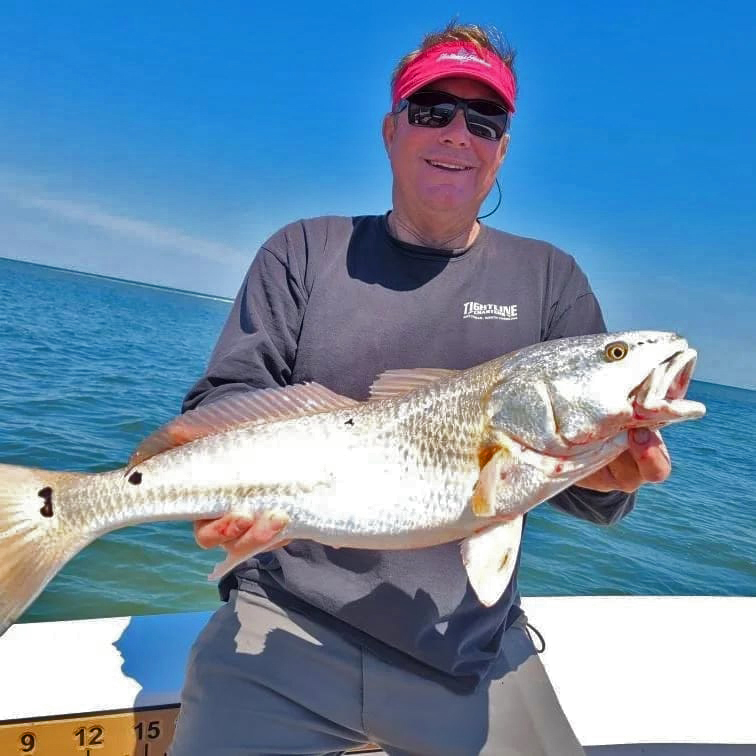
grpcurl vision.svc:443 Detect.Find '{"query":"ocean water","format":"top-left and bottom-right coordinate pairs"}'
top-left (0, 256), bottom-right (754, 625)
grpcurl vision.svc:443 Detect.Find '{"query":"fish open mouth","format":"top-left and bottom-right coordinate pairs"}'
top-left (630, 348), bottom-right (706, 425)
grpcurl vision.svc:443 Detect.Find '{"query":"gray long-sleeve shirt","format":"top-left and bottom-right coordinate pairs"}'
top-left (183, 214), bottom-right (634, 690)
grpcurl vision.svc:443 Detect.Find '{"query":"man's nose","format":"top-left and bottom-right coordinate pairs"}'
top-left (438, 110), bottom-right (469, 147)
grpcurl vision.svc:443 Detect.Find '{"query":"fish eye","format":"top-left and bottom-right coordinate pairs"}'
top-left (604, 341), bottom-right (629, 362)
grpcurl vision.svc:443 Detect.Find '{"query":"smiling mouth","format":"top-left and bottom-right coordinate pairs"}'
top-left (630, 349), bottom-right (705, 424)
top-left (425, 159), bottom-right (473, 172)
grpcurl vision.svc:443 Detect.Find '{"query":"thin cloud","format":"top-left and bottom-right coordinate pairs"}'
top-left (0, 185), bottom-right (246, 265)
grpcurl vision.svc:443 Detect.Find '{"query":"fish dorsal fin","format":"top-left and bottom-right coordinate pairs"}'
top-left (369, 368), bottom-right (458, 400)
top-left (128, 384), bottom-right (359, 468)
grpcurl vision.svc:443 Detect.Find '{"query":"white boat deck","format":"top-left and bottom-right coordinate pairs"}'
top-left (1, 596), bottom-right (754, 754)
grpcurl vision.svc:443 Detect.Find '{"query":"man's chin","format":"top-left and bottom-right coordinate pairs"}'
top-left (419, 187), bottom-right (477, 213)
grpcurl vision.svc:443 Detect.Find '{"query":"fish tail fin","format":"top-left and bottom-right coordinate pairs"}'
top-left (0, 463), bottom-right (93, 637)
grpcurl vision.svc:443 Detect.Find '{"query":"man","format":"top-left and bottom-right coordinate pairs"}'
top-left (169, 23), bottom-right (670, 756)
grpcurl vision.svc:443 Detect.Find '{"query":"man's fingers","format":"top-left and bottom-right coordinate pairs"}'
top-left (605, 453), bottom-right (642, 493)
top-left (228, 514), bottom-right (290, 555)
top-left (249, 512), bottom-right (290, 543)
top-left (194, 514), bottom-right (253, 549)
top-left (575, 466), bottom-right (621, 493)
top-left (627, 428), bottom-right (671, 484)
top-left (193, 512), bottom-right (288, 551)
top-left (574, 429), bottom-right (672, 494)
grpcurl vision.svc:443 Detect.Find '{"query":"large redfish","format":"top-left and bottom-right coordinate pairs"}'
top-left (0, 331), bottom-right (705, 636)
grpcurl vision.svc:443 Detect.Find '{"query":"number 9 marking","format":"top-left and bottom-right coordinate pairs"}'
top-left (20, 731), bottom-right (36, 752)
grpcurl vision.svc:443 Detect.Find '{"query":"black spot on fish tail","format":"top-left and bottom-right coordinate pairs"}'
top-left (38, 487), bottom-right (54, 517)
top-left (344, 418), bottom-right (354, 426)
top-left (128, 471), bottom-right (143, 485)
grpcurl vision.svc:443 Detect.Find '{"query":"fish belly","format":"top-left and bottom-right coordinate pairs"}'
top-left (111, 415), bottom-right (481, 549)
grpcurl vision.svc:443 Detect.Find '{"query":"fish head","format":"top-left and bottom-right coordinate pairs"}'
top-left (486, 331), bottom-right (706, 456)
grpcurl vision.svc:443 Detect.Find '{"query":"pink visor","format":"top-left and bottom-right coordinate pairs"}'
top-left (392, 41), bottom-right (516, 114)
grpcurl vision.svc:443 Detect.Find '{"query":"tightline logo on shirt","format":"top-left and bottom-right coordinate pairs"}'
top-left (462, 301), bottom-right (518, 321)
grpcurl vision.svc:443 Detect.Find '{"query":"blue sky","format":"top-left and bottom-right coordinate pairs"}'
top-left (1, 1), bottom-right (754, 388)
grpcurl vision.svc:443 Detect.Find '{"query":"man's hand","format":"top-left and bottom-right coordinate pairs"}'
top-left (194, 513), bottom-right (290, 552)
top-left (575, 428), bottom-right (671, 493)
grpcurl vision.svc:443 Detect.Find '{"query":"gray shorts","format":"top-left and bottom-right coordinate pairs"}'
top-left (169, 590), bottom-right (584, 756)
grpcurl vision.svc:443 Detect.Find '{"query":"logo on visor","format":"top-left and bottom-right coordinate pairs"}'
top-left (437, 49), bottom-right (492, 68)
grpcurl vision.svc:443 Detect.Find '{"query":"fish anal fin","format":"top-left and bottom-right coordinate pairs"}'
top-left (129, 384), bottom-right (360, 468)
top-left (471, 446), bottom-right (511, 517)
top-left (461, 516), bottom-right (523, 607)
top-left (369, 368), bottom-right (458, 400)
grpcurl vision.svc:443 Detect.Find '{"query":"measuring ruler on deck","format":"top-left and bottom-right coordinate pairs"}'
top-left (0, 706), bottom-right (179, 756)
top-left (0, 705), bottom-right (383, 754)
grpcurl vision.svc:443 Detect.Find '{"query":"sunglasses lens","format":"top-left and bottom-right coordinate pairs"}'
top-left (406, 92), bottom-right (456, 128)
top-left (404, 92), bottom-right (509, 141)
top-left (466, 100), bottom-right (509, 141)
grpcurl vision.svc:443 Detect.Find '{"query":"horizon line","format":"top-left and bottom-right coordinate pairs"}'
top-left (0, 254), bottom-right (234, 304)
top-left (1, 255), bottom-right (752, 394)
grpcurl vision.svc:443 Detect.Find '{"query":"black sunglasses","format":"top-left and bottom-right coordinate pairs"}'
top-left (395, 90), bottom-right (511, 141)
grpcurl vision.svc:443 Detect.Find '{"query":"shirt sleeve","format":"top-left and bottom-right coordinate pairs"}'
top-left (182, 239), bottom-right (307, 412)
top-left (543, 251), bottom-right (635, 525)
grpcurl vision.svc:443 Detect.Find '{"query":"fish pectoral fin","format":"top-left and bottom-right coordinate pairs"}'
top-left (471, 446), bottom-right (511, 517)
top-left (129, 383), bottom-right (360, 468)
top-left (368, 368), bottom-right (458, 400)
top-left (461, 516), bottom-right (523, 607)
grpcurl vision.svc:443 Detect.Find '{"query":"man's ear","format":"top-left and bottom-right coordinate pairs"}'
top-left (382, 113), bottom-right (396, 154)
top-left (497, 133), bottom-right (510, 167)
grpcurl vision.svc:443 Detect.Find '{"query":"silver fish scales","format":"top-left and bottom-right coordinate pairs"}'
top-left (0, 331), bottom-right (705, 636)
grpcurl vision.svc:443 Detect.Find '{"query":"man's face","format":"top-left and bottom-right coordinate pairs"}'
top-left (383, 76), bottom-right (510, 221)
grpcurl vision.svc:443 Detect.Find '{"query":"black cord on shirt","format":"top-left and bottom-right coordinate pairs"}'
top-left (477, 178), bottom-right (502, 221)
top-left (526, 621), bottom-right (546, 654)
